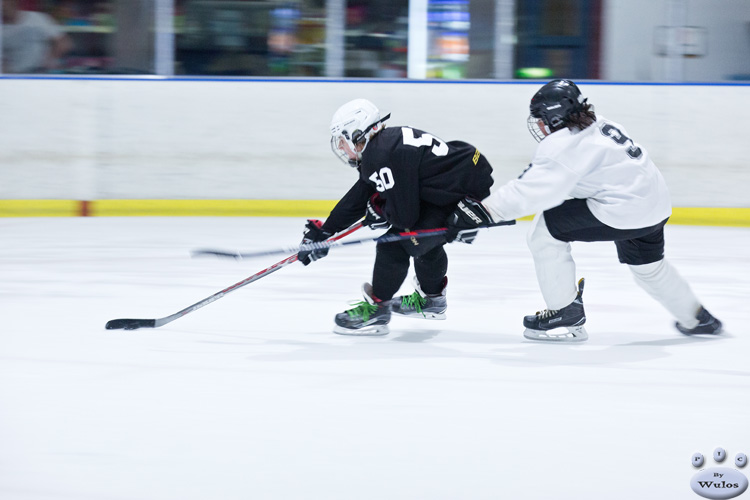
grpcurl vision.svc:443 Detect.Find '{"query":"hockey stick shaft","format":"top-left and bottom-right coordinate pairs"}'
top-left (193, 220), bottom-right (516, 260)
top-left (105, 222), bottom-right (364, 330)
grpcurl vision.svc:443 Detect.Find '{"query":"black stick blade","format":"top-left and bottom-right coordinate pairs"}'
top-left (105, 318), bottom-right (156, 330)
top-left (191, 249), bottom-right (243, 259)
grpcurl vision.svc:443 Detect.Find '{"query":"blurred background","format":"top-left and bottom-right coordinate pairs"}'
top-left (1, 0), bottom-right (749, 213)
top-left (2, 0), bottom-right (749, 81)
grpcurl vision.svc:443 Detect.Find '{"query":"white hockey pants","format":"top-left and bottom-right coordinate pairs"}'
top-left (527, 213), bottom-right (701, 327)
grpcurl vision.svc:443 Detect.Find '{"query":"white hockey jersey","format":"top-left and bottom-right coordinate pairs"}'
top-left (483, 117), bottom-right (672, 230)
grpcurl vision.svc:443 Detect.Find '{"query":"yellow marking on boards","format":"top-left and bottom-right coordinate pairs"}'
top-left (1, 201), bottom-right (749, 227)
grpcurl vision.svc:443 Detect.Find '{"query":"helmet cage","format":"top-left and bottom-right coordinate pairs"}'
top-left (527, 115), bottom-right (551, 143)
top-left (330, 131), bottom-right (360, 168)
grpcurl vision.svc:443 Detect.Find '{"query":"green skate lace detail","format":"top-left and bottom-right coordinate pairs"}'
top-left (346, 301), bottom-right (379, 321)
top-left (401, 291), bottom-right (426, 314)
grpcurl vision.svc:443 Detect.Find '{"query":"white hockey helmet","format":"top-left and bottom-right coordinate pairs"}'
top-left (330, 98), bottom-right (390, 167)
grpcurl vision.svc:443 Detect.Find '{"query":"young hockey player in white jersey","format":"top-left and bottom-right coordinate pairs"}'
top-left (446, 79), bottom-right (722, 342)
top-left (297, 98), bottom-right (494, 336)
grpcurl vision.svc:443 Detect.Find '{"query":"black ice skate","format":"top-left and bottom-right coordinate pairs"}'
top-left (675, 307), bottom-right (723, 335)
top-left (523, 278), bottom-right (588, 342)
top-left (334, 283), bottom-right (391, 336)
top-left (391, 277), bottom-right (447, 320)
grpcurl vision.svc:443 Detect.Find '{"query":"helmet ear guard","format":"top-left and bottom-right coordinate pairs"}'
top-left (351, 128), bottom-right (366, 146)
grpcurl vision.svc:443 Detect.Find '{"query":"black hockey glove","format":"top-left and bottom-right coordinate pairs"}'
top-left (445, 197), bottom-right (494, 244)
top-left (298, 219), bottom-right (333, 266)
top-left (363, 193), bottom-right (390, 230)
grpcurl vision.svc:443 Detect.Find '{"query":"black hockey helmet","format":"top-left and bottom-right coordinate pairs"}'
top-left (528, 79), bottom-right (587, 141)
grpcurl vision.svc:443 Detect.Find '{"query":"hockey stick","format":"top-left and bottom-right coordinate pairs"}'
top-left (104, 222), bottom-right (364, 330)
top-left (192, 220), bottom-right (516, 261)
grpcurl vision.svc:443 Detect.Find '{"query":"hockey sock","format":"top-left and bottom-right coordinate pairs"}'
top-left (528, 214), bottom-right (578, 309)
top-left (414, 245), bottom-right (448, 294)
top-left (628, 259), bottom-right (701, 328)
top-left (372, 241), bottom-right (411, 301)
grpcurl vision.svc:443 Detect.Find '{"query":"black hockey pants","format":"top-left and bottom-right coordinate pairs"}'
top-left (371, 202), bottom-right (452, 301)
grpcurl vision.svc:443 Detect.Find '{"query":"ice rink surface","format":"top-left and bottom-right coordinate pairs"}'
top-left (1, 217), bottom-right (748, 500)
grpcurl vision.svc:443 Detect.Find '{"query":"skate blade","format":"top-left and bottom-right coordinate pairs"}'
top-left (523, 326), bottom-right (588, 342)
top-left (333, 324), bottom-right (390, 336)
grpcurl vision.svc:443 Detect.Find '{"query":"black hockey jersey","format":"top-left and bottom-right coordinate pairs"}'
top-left (321, 126), bottom-right (494, 233)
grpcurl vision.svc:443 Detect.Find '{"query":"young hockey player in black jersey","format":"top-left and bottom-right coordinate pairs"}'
top-left (298, 98), bottom-right (494, 335)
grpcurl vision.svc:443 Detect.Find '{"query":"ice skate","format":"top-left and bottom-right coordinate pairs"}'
top-left (334, 283), bottom-right (391, 336)
top-left (391, 277), bottom-right (447, 320)
top-left (523, 278), bottom-right (588, 342)
top-left (675, 307), bottom-right (722, 335)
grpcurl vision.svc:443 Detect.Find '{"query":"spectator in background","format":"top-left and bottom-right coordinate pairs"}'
top-left (2, 0), bottom-right (72, 73)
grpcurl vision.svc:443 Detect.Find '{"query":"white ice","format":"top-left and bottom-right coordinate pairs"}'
top-left (1, 217), bottom-right (748, 500)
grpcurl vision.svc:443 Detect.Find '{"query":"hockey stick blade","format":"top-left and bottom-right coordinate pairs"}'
top-left (105, 318), bottom-right (157, 330)
top-left (192, 220), bottom-right (515, 261)
top-left (104, 222), bottom-right (363, 330)
top-left (190, 249), bottom-right (247, 260)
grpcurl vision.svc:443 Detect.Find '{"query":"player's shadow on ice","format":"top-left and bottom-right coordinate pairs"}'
top-left (616, 335), bottom-right (723, 347)
top-left (207, 325), bottom-right (725, 368)
top-left (391, 329), bottom-right (441, 342)
top-left (490, 331), bottom-right (726, 368)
